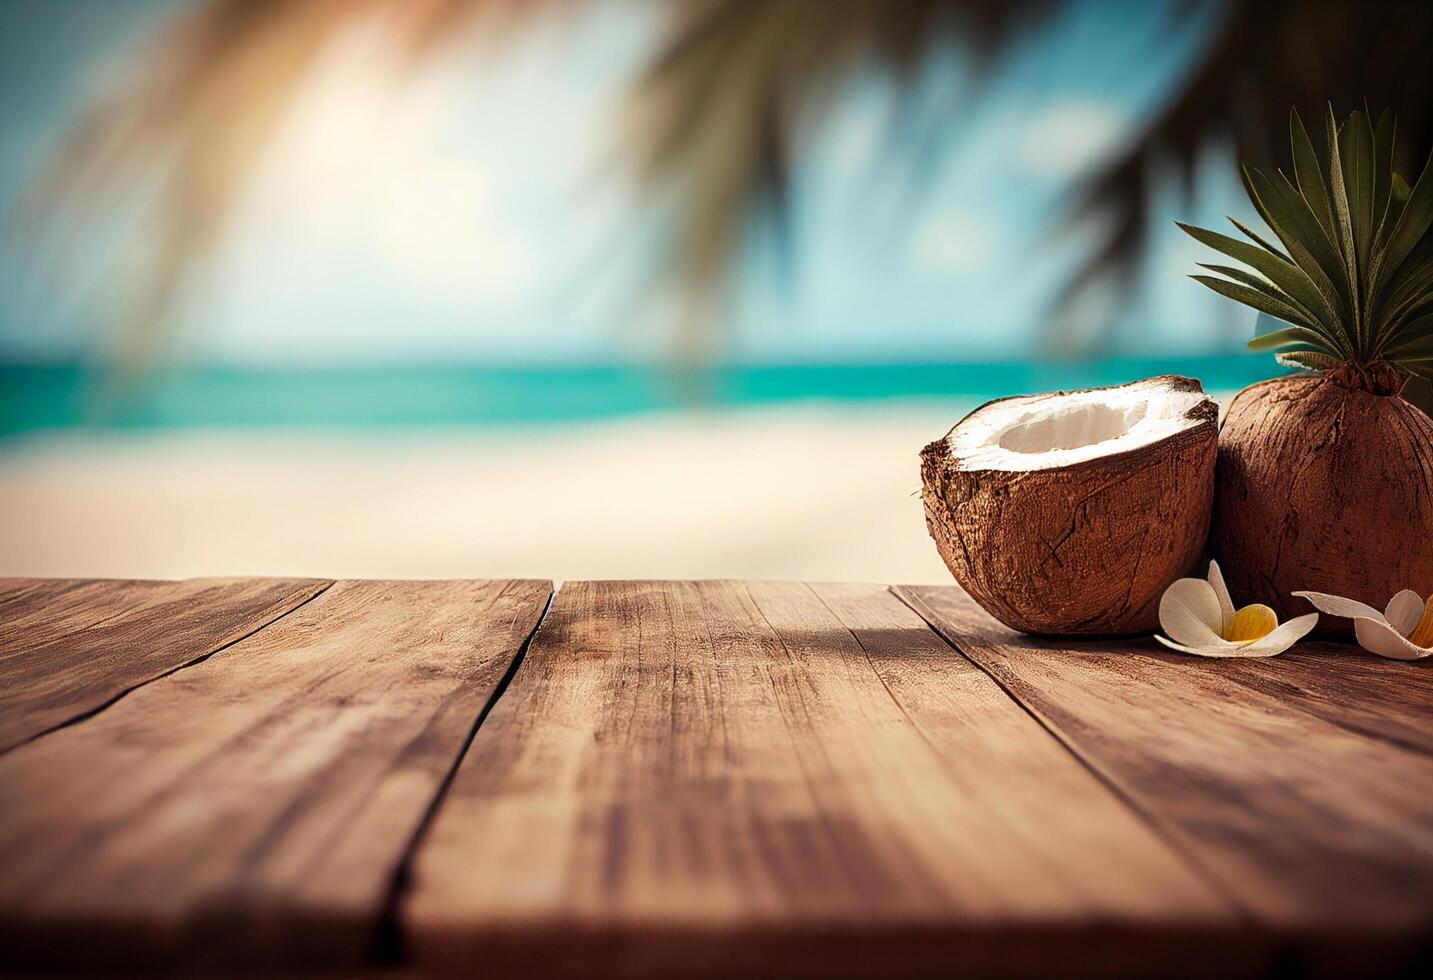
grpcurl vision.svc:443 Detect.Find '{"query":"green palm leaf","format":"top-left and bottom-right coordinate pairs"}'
top-left (1197, 265), bottom-right (1347, 354)
top-left (1242, 166), bottom-right (1352, 322)
top-left (1178, 222), bottom-right (1336, 330)
top-left (1276, 350), bottom-right (1343, 372)
top-left (1190, 275), bottom-right (1329, 337)
top-left (1184, 104), bottom-right (1433, 385)
top-left (1247, 325), bottom-right (1339, 353)
top-left (1228, 217), bottom-right (1292, 262)
top-left (1371, 109), bottom-right (1396, 245)
top-left (1290, 109), bottom-right (1334, 238)
top-left (1398, 355), bottom-right (1433, 381)
top-left (1386, 320), bottom-right (1433, 357)
top-left (1371, 146), bottom-right (1433, 304)
top-left (1323, 106), bottom-right (1363, 349)
top-left (1338, 108), bottom-right (1376, 272)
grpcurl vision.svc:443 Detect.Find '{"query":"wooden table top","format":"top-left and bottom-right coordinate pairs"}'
top-left (1, 577), bottom-right (1430, 978)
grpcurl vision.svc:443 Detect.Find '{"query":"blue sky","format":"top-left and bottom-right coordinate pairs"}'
top-left (0, 0), bottom-right (1262, 367)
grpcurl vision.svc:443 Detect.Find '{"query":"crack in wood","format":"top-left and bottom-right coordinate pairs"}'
top-left (374, 585), bottom-right (557, 965)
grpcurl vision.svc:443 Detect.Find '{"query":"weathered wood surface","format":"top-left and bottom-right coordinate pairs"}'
top-left (403, 580), bottom-right (1250, 979)
top-left (0, 578), bottom-right (551, 972)
top-left (0, 576), bottom-right (330, 752)
top-left (1197, 640), bottom-right (1433, 755)
top-left (4, 576), bottom-right (1430, 979)
top-left (896, 584), bottom-right (1433, 972)
top-left (0, 578), bottom-right (169, 648)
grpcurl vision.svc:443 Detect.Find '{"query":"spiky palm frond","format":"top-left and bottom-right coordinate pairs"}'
top-left (1183, 107), bottom-right (1433, 387)
top-left (628, 0), bottom-right (1433, 354)
top-left (1064, 0), bottom-right (1433, 334)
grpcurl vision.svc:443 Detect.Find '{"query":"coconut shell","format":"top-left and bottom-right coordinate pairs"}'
top-left (1210, 373), bottom-right (1433, 634)
top-left (920, 376), bottom-right (1218, 636)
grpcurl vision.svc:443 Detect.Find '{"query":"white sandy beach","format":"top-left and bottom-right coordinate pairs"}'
top-left (0, 400), bottom-right (999, 584)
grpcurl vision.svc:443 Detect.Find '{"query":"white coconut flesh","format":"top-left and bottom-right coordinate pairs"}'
top-left (947, 379), bottom-right (1211, 472)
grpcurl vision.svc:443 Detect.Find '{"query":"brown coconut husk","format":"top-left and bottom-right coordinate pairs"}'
top-left (920, 376), bottom-right (1218, 636)
top-left (1210, 367), bottom-right (1433, 635)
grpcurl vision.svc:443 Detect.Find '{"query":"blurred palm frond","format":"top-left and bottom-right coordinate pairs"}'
top-left (27, 0), bottom-right (492, 366)
top-left (29, 0), bottom-right (1054, 365)
top-left (638, 0), bottom-right (1433, 355)
top-left (628, 0), bottom-right (1053, 293)
top-left (27, 0), bottom-right (1433, 366)
top-left (1061, 0), bottom-right (1433, 346)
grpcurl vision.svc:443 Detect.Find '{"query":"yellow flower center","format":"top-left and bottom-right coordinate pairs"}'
top-left (1224, 604), bottom-right (1278, 644)
top-left (1410, 599), bottom-right (1433, 648)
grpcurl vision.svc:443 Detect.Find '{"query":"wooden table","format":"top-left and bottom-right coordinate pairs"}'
top-left (1, 577), bottom-right (1430, 978)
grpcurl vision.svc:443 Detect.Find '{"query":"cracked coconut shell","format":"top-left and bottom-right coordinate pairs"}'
top-left (920, 375), bottom-right (1218, 636)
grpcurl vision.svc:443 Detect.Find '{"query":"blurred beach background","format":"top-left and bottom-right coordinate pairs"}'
top-left (2, 0), bottom-right (1427, 582)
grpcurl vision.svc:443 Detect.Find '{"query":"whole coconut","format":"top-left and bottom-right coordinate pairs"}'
top-left (1211, 367), bottom-right (1433, 633)
top-left (921, 376), bottom-right (1218, 636)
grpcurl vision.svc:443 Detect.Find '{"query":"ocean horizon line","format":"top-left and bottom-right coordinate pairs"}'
top-left (1, 355), bottom-right (1286, 436)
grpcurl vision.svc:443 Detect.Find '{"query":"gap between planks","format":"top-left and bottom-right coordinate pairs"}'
top-left (0, 578), bottom-right (554, 974)
top-left (885, 584), bottom-right (1253, 921)
top-left (891, 585), bottom-right (1433, 759)
top-left (402, 580), bottom-right (1250, 980)
top-left (892, 583), bottom-right (1433, 972)
top-left (14, 578), bottom-right (1429, 976)
top-left (814, 580), bottom-right (1252, 926)
top-left (374, 587), bottom-right (557, 963)
top-left (0, 578), bottom-right (335, 755)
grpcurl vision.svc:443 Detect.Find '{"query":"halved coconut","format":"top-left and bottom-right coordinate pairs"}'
top-left (920, 375), bottom-right (1218, 636)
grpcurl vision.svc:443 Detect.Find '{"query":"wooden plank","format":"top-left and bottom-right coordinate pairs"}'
top-left (0, 577), bottom-right (66, 603)
top-left (1191, 641), bottom-right (1433, 756)
top-left (0, 578), bottom-right (552, 973)
top-left (0, 578), bottom-right (170, 648)
top-left (0, 577), bottom-right (331, 752)
top-left (405, 580), bottom-right (1251, 980)
top-left (0, 577), bottom-right (73, 605)
top-left (896, 584), bottom-right (1433, 972)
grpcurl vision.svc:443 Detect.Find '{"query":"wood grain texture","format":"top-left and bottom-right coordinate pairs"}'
top-left (896, 584), bottom-right (1433, 972)
top-left (0, 578), bottom-right (551, 973)
top-left (404, 580), bottom-right (1249, 980)
top-left (0, 577), bottom-right (80, 606)
top-left (0, 577), bottom-right (330, 752)
top-left (0, 578), bottom-right (168, 648)
top-left (1198, 640), bottom-right (1433, 756)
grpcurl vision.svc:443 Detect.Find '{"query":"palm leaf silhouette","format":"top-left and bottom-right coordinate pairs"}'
top-left (1063, 0), bottom-right (1433, 341)
top-left (26, 0), bottom-right (491, 365)
top-left (26, 0), bottom-right (1433, 385)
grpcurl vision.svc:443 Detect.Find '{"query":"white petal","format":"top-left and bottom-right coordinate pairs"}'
top-left (1354, 617), bottom-right (1433, 661)
top-left (1384, 590), bottom-right (1426, 637)
top-left (1155, 632), bottom-right (1284, 658)
top-left (1228, 613), bottom-right (1320, 658)
top-left (1292, 590), bottom-right (1385, 623)
top-left (1154, 634), bottom-right (1239, 657)
top-left (1159, 577), bottom-right (1226, 646)
top-left (1206, 560), bottom-right (1236, 636)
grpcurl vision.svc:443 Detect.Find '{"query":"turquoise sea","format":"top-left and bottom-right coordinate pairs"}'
top-left (0, 356), bottom-right (1286, 438)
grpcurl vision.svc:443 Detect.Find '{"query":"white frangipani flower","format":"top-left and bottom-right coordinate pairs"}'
top-left (1294, 589), bottom-right (1433, 661)
top-left (1156, 560), bottom-right (1319, 657)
